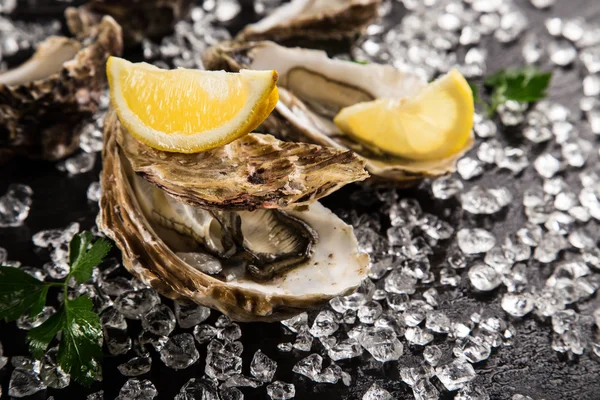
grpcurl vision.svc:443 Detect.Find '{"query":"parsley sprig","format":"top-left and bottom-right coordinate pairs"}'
top-left (0, 232), bottom-right (111, 385)
top-left (471, 67), bottom-right (552, 118)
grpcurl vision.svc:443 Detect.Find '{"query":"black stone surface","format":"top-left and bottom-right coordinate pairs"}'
top-left (1, 1), bottom-right (600, 399)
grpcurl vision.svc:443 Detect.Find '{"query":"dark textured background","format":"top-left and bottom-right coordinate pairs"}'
top-left (1, 0), bottom-right (600, 399)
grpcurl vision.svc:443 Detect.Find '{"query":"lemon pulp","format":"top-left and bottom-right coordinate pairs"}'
top-left (334, 69), bottom-right (474, 161)
top-left (122, 67), bottom-right (249, 134)
top-left (107, 56), bottom-right (278, 153)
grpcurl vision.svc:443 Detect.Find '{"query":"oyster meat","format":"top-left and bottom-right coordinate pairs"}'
top-left (204, 41), bottom-right (474, 184)
top-left (66, 0), bottom-right (193, 47)
top-left (99, 110), bottom-right (370, 321)
top-left (0, 16), bottom-right (123, 163)
top-left (237, 0), bottom-right (382, 42)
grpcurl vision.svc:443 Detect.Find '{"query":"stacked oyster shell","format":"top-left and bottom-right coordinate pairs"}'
top-left (237, 0), bottom-right (382, 42)
top-left (98, 111), bottom-right (370, 321)
top-left (204, 41), bottom-right (474, 184)
top-left (66, 0), bottom-right (193, 47)
top-left (0, 16), bottom-right (122, 162)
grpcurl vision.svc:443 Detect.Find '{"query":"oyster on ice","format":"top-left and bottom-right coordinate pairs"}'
top-left (98, 110), bottom-right (370, 321)
top-left (0, 16), bottom-right (122, 163)
top-left (66, 0), bottom-right (193, 47)
top-left (204, 41), bottom-right (475, 184)
top-left (237, 0), bottom-right (382, 42)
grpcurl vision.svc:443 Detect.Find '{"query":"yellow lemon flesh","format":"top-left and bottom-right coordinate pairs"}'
top-left (334, 69), bottom-right (474, 161)
top-left (107, 56), bottom-right (279, 153)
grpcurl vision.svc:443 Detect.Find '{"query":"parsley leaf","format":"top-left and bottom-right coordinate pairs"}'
top-left (58, 296), bottom-right (103, 385)
top-left (495, 68), bottom-right (552, 102)
top-left (2, 231), bottom-right (110, 386)
top-left (30, 286), bottom-right (49, 318)
top-left (0, 267), bottom-right (50, 321)
top-left (27, 309), bottom-right (65, 359)
top-left (69, 231), bottom-right (93, 266)
top-left (70, 234), bottom-right (111, 284)
top-left (469, 82), bottom-right (482, 105)
top-left (482, 67), bottom-right (552, 117)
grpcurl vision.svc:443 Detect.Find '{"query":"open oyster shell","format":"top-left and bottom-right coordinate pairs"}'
top-left (66, 0), bottom-right (193, 47)
top-left (237, 0), bottom-right (382, 42)
top-left (204, 41), bottom-right (475, 184)
top-left (0, 16), bottom-right (122, 163)
top-left (99, 111), bottom-right (370, 321)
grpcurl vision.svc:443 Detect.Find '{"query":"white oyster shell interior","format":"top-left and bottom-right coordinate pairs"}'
top-left (250, 42), bottom-right (427, 110)
top-left (249, 42), bottom-right (427, 152)
top-left (130, 171), bottom-right (368, 298)
top-left (226, 202), bottom-right (366, 296)
top-left (249, 0), bottom-right (364, 34)
top-left (0, 37), bottom-right (81, 86)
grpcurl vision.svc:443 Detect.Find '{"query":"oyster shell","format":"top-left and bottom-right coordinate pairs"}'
top-left (66, 0), bottom-right (193, 47)
top-left (0, 16), bottom-right (123, 162)
top-left (204, 41), bottom-right (475, 184)
top-left (99, 110), bottom-right (370, 321)
top-left (116, 113), bottom-right (368, 210)
top-left (237, 0), bottom-right (382, 42)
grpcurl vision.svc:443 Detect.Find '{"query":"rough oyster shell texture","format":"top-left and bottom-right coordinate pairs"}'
top-left (117, 114), bottom-right (368, 211)
top-left (99, 110), bottom-right (370, 321)
top-left (66, 0), bottom-right (193, 47)
top-left (204, 41), bottom-right (475, 184)
top-left (237, 0), bottom-right (382, 42)
top-left (0, 16), bottom-right (123, 163)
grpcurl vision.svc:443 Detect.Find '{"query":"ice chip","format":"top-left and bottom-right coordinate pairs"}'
top-left (160, 334), bottom-right (199, 370)
top-left (250, 350), bottom-right (277, 382)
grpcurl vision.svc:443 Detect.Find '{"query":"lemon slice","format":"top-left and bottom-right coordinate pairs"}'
top-left (334, 68), bottom-right (474, 161)
top-left (107, 56), bottom-right (279, 153)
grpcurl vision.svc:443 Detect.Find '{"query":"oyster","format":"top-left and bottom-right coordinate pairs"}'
top-left (99, 110), bottom-right (370, 321)
top-left (237, 0), bottom-right (381, 42)
top-left (0, 16), bottom-right (122, 163)
top-left (117, 117), bottom-right (366, 210)
top-left (204, 41), bottom-right (474, 184)
top-left (66, 0), bottom-right (193, 47)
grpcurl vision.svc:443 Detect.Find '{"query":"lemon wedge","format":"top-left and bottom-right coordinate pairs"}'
top-left (107, 56), bottom-right (279, 153)
top-left (334, 68), bottom-right (474, 161)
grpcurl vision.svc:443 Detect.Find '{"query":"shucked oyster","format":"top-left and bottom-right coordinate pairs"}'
top-left (0, 16), bottom-right (122, 163)
top-left (66, 0), bottom-right (193, 47)
top-left (99, 110), bottom-right (370, 321)
top-left (237, 0), bottom-right (381, 42)
top-left (204, 41), bottom-right (475, 184)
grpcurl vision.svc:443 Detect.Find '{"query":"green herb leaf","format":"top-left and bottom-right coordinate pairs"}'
top-left (29, 286), bottom-right (49, 318)
top-left (502, 68), bottom-right (552, 102)
top-left (0, 267), bottom-right (49, 321)
top-left (351, 59), bottom-right (369, 65)
top-left (27, 309), bottom-right (65, 359)
top-left (483, 67), bottom-right (552, 117)
top-left (58, 296), bottom-right (103, 385)
top-left (468, 82), bottom-right (482, 105)
top-left (69, 231), bottom-right (93, 266)
top-left (483, 69), bottom-right (507, 88)
top-left (69, 233), bottom-right (111, 284)
top-left (1, 231), bottom-right (112, 386)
